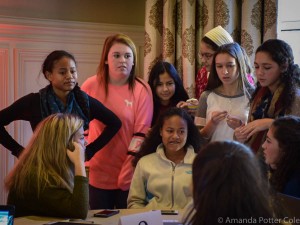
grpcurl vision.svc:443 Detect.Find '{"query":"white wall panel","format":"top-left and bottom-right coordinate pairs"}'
top-left (278, 0), bottom-right (300, 65)
top-left (0, 17), bottom-right (144, 204)
top-left (0, 48), bottom-right (16, 204)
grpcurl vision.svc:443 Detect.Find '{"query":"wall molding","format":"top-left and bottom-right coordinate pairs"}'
top-left (0, 16), bottom-right (145, 204)
top-left (0, 16), bottom-right (145, 45)
top-left (0, 48), bottom-right (15, 204)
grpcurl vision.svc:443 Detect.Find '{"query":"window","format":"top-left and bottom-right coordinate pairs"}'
top-left (278, 0), bottom-right (300, 64)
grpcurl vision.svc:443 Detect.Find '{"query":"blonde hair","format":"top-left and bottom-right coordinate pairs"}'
top-left (5, 113), bottom-right (84, 197)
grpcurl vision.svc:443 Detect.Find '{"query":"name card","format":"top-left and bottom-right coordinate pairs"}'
top-left (119, 210), bottom-right (163, 225)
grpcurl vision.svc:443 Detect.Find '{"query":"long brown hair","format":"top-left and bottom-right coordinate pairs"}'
top-left (206, 43), bottom-right (254, 99)
top-left (270, 116), bottom-right (300, 192)
top-left (185, 141), bottom-right (274, 225)
top-left (251, 39), bottom-right (300, 113)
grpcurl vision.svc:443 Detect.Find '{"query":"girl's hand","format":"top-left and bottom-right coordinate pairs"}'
top-left (234, 125), bottom-right (248, 143)
top-left (67, 142), bottom-right (86, 176)
top-left (176, 101), bottom-right (189, 109)
top-left (211, 111), bottom-right (228, 125)
top-left (176, 99), bottom-right (199, 116)
top-left (226, 115), bottom-right (243, 130)
top-left (67, 142), bottom-right (85, 163)
top-left (199, 110), bottom-right (227, 139)
top-left (237, 118), bottom-right (274, 139)
top-left (186, 98), bottom-right (199, 115)
top-left (176, 98), bottom-right (199, 109)
top-left (186, 98), bottom-right (199, 107)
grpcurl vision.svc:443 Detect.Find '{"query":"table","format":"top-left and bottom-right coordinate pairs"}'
top-left (14, 209), bottom-right (183, 225)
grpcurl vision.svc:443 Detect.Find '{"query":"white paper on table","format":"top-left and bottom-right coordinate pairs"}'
top-left (119, 210), bottom-right (163, 225)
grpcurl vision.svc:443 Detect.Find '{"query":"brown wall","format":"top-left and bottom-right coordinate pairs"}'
top-left (0, 0), bottom-right (145, 26)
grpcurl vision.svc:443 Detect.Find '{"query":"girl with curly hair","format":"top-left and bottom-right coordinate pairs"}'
top-left (235, 39), bottom-right (300, 153)
top-left (128, 107), bottom-right (203, 209)
top-left (262, 116), bottom-right (300, 198)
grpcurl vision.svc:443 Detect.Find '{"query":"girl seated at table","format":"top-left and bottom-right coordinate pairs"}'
top-left (128, 107), bottom-right (203, 209)
top-left (182, 141), bottom-right (277, 225)
top-left (262, 116), bottom-right (300, 198)
top-left (5, 113), bottom-right (88, 219)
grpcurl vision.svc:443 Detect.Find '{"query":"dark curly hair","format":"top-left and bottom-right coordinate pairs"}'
top-left (269, 116), bottom-right (300, 193)
top-left (251, 39), bottom-right (300, 112)
top-left (148, 61), bottom-right (189, 126)
top-left (132, 107), bottom-right (203, 167)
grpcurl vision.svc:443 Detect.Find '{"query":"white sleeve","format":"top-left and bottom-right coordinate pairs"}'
top-left (127, 160), bottom-right (148, 209)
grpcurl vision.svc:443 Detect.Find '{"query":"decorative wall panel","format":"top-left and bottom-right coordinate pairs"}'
top-left (0, 17), bottom-right (144, 204)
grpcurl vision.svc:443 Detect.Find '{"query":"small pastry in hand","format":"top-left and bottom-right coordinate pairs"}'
top-left (186, 98), bottom-right (199, 110)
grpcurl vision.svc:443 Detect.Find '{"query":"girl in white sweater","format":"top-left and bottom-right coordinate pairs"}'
top-left (128, 107), bottom-right (203, 209)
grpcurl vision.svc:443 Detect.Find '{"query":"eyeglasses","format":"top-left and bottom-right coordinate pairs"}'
top-left (198, 52), bottom-right (214, 60)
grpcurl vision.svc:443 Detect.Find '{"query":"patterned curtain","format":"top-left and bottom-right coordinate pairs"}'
top-left (144, 0), bottom-right (278, 98)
